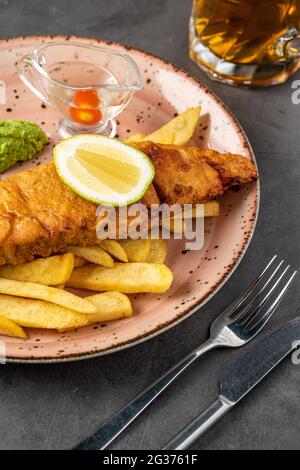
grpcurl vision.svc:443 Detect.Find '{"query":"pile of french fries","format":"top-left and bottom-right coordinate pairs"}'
top-left (0, 107), bottom-right (220, 340)
top-left (0, 239), bottom-right (172, 339)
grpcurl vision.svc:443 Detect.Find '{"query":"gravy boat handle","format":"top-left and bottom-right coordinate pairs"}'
top-left (17, 54), bottom-right (52, 106)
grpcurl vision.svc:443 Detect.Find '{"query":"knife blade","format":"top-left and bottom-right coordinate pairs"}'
top-left (163, 317), bottom-right (300, 450)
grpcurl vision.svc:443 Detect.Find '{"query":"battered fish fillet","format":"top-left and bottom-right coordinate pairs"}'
top-left (0, 162), bottom-right (159, 266)
top-left (0, 142), bottom-right (256, 266)
top-left (133, 142), bottom-right (257, 204)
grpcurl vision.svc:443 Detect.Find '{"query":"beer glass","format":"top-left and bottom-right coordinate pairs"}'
top-left (190, 0), bottom-right (300, 86)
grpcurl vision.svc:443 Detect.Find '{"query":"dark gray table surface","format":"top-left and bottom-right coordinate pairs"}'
top-left (0, 0), bottom-right (299, 451)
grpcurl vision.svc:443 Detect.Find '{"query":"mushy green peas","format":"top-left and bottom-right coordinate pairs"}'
top-left (0, 120), bottom-right (48, 173)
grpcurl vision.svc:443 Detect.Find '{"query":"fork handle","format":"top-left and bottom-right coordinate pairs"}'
top-left (163, 397), bottom-right (233, 450)
top-left (75, 339), bottom-right (217, 450)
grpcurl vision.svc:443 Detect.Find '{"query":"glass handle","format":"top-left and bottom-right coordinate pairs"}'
top-left (275, 27), bottom-right (300, 59)
top-left (17, 54), bottom-right (52, 106)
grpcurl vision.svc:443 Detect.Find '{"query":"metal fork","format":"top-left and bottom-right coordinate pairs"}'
top-left (75, 256), bottom-right (297, 450)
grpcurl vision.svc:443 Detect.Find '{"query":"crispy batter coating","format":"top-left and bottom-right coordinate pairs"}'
top-left (0, 142), bottom-right (257, 266)
top-left (0, 162), bottom-right (159, 266)
top-left (133, 142), bottom-right (257, 204)
top-left (0, 163), bottom-right (99, 265)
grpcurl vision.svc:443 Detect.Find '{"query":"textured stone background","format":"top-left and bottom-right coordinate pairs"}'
top-left (0, 0), bottom-right (299, 450)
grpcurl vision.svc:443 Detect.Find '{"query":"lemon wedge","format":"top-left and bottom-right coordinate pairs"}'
top-left (54, 135), bottom-right (154, 206)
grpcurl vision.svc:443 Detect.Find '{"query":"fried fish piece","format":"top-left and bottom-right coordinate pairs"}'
top-left (0, 162), bottom-right (158, 266)
top-left (198, 149), bottom-right (258, 190)
top-left (0, 142), bottom-right (256, 266)
top-left (0, 163), bottom-right (99, 265)
top-left (133, 142), bottom-right (257, 204)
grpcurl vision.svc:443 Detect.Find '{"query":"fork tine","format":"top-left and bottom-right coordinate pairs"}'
top-left (226, 255), bottom-right (278, 319)
top-left (230, 258), bottom-right (283, 322)
top-left (235, 263), bottom-right (289, 326)
top-left (237, 265), bottom-right (290, 327)
top-left (245, 270), bottom-right (297, 334)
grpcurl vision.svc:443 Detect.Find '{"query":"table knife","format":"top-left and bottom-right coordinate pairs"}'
top-left (163, 317), bottom-right (300, 450)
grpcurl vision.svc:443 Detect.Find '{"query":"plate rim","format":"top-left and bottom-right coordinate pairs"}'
top-left (0, 35), bottom-right (260, 363)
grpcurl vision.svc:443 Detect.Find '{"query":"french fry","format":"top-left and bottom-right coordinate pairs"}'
top-left (57, 290), bottom-right (132, 332)
top-left (86, 291), bottom-right (133, 323)
top-left (163, 201), bottom-right (220, 234)
top-left (179, 203), bottom-right (219, 218)
top-left (67, 263), bottom-right (173, 294)
top-left (0, 314), bottom-right (27, 339)
top-left (120, 239), bottom-right (150, 262)
top-left (100, 240), bottom-right (128, 262)
top-left (0, 295), bottom-right (88, 329)
top-left (203, 200), bottom-right (220, 217)
top-left (146, 239), bottom-right (168, 264)
top-left (66, 246), bottom-right (114, 268)
top-left (139, 107), bottom-right (201, 145)
top-left (162, 218), bottom-right (186, 234)
top-left (0, 278), bottom-right (97, 314)
top-left (0, 253), bottom-right (75, 286)
top-left (125, 133), bottom-right (145, 143)
top-left (74, 257), bottom-right (88, 267)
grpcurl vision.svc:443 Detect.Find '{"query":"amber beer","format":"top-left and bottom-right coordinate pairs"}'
top-left (190, 0), bottom-right (300, 86)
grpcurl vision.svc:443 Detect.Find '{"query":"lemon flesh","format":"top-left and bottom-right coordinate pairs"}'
top-left (54, 135), bottom-right (154, 206)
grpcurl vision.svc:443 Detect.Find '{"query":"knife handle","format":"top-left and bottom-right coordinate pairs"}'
top-left (163, 397), bottom-right (233, 450)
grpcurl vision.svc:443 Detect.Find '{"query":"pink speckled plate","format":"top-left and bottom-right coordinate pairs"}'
top-left (0, 36), bottom-right (259, 363)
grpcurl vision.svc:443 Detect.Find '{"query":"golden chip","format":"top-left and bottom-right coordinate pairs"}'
top-left (86, 291), bottom-right (133, 323)
top-left (120, 239), bottom-right (151, 262)
top-left (0, 253), bottom-right (75, 286)
top-left (67, 263), bottom-right (173, 294)
top-left (0, 314), bottom-right (27, 339)
top-left (125, 133), bottom-right (145, 143)
top-left (0, 295), bottom-right (88, 329)
top-left (101, 240), bottom-right (128, 262)
top-left (0, 278), bottom-right (97, 314)
top-left (66, 246), bottom-right (114, 268)
top-left (146, 239), bottom-right (168, 264)
top-left (74, 257), bottom-right (88, 267)
top-left (139, 107), bottom-right (201, 145)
